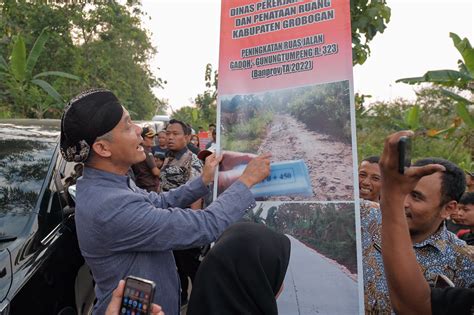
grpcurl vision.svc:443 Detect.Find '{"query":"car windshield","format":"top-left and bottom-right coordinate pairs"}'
top-left (0, 122), bottom-right (59, 239)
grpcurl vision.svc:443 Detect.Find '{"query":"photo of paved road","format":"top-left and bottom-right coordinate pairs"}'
top-left (277, 236), bottom-right (359, 314)
top-left (258, 113), bottom-right (353, 201)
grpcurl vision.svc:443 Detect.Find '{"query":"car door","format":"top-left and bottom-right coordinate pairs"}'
top-left (8, 148), bottom-right (85, 314)
top-left (0, 249), bottom-right (12, 311)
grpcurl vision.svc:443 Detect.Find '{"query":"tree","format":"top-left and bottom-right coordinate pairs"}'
top-left (171, 64), bottom-right (218, 130)
top-left (194, 63), bottom-right (218, 125)
top-left (397, 33), bottom-right (474, 171)
top-left (0, 0), bottom-right (165, 119)
top-left (0, 28), bottom-right (79, 118)
top-left (350, 0), bottom-right (391, 65)
top-left (356, 88), bottom-right (471, 170)
top-left (71, 1), bottom-right (165, 119)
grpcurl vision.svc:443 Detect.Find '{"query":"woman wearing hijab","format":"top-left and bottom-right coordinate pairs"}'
top-left (187, 222), bottom-right (291, 315)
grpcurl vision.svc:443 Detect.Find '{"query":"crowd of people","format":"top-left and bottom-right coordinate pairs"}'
top-left (60, 89), bottom-right (290, 315)
top-left (60, 89), bottom-right (473, 315)
top-left (358, 136), bottom-right (474, 314)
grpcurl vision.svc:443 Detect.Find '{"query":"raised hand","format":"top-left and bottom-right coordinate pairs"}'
top-left (201, 153), bottom-right (223, 185)
top-left (238, 153), bottom-right (272, 188)
top-left (379, 130), bottom-right (445, 199)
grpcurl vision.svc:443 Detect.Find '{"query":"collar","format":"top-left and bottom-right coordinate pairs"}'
top-left (166, 146), bottom-right (189, 160)
top-left (82, 166), bottom-right (133, 189)
top-left (413, 223), bottom-right (451, 254)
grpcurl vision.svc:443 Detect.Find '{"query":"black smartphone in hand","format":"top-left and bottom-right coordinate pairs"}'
top-left (398, 136), bottom-right (412, 174)
top-left (120, 276), bottom-right (156, 315)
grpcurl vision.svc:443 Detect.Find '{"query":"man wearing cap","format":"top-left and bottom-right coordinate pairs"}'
top-left (131, 126), bottom-right (161, 192)
top-left (60, 89), bottom-right (271, 315)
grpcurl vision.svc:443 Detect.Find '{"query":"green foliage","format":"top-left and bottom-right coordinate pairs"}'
top-left (0, 0), bottom-right (165, 119)
top-left (171, 106), bottom-right (208, 131)
top-left (242, 204), bottom-right (266, 225)
top-left (350, 0), bottom-right (391, 65)
top-left (289, 81), bottom-right (351, 142)
top-left (0, 28), bottom-right (79, 118)
top-left (391, 105), bottom-right (420, 131)
top-left (194, 64), bottom-right (217, 126)
top-left (451, 32), bottom-right (474, 75)
top-left (266, 203), bottom-right (357, 274)
top-left (356, 88), bottom-right (472, 170)
top-left (222, 111), bottom-right (273, 153)
top-left (171, 64), bottom-right (217, 130)
top-left (220, 93), bottom-right (271, 152)
top-left (220, 81), bottom-right (351, 152)
top-left (396, 33), bottom-right (474, 171)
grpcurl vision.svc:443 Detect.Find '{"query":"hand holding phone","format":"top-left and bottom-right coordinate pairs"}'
top-left (120, 276), bottom-right (156, 315)
top-left (398, 136), bottom-right (412, 174)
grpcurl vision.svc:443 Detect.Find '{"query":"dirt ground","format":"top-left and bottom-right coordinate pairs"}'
top-left (257, 113), bottom-right (354, 201)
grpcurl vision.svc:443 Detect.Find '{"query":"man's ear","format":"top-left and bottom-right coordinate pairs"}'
top-left (91, 140), bottom-right (112, 158)
top-left (441, 200), bottom-right (458, 219)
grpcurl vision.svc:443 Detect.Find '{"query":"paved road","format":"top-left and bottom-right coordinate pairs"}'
top-left (277, 236), bottom-right (360, 314)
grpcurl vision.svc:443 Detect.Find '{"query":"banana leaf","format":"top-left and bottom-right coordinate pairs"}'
top-left (0, 55), bottom-right (7, 71)
top-left (31, 79), bottom-right (63, 103)
top-left (440, 88), bottom-right (473, 104)
top-left (34, 71), bottom-right (80, 80)
top-left (404, 105), bottom-right (420, 130)
top-left (26, 28), bottom-right (49, 78)
top-left (10, 35), bottom-right (26, 82)
top-left (450, 32), bottom-right (474, 76)
top-left (455, 103), bottom-right (474, 129)
top-left (396, 70), bottom-right (472, 87)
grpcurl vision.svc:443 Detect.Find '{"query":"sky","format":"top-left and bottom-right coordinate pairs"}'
top-left (140, 0), bottom-right (473, 114)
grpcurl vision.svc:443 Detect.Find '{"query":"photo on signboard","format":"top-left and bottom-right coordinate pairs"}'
top-left (242, 201), bottom-right (359, 314)
top-left (218, 80), bottom-right (353, 202)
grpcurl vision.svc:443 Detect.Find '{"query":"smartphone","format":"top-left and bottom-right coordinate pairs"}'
top-left (398, 136), bottom-right (412, 174)
top-left (120, 276), bottom-right (156, 315)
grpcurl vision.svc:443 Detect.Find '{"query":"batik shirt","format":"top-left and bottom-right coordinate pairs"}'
top-left (361, 200), bottom-right (474, 314)
top-left (160, 147), bottom-right (203, 192)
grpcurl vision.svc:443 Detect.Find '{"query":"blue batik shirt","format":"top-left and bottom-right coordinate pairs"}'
top-left (361, 200), bottom-right (474, 314)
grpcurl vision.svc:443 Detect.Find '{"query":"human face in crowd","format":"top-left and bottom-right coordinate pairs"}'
top-left (456, 203), bottom-right (474, 227)
top-left (157, 131), bottom-right (167, 148)
top-left (105, 108), bottom-right (145, 168)
top-left (166, 123), bottom-right (188, 151)
top-left (403, 172), bottom-right (452, 243)
top-left (142, 135), bottom-right (154, 148)
top-left (450, 207), bottom-right (462, 222)
top-left (358, 161), bottom-right (382, 202)
top-left (190, 135), bottom-right (199, 147)
top-left (466, 173), bottom-right (474, 192)
top-left (154, 158), bottom-right (164, 169)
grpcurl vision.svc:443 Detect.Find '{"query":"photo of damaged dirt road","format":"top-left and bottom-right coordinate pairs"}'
top-left (220, 80), bottom-right (354, 201)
